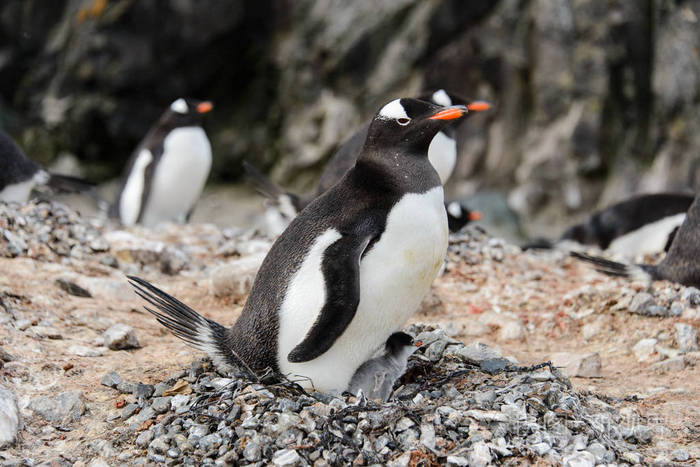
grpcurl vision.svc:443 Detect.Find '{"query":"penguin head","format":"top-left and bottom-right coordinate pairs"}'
top-left (419, 88), bottom-right (491, 115)
top-left (365, 98), bottom-right (470, 154)
top-left (446, 201), bottom-right (483, 232)
top-left (160, 98), bottom-right (213, 128)
top-left (385, 331), bottom-right (415, 353)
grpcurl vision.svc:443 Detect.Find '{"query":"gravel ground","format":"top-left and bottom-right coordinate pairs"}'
top-left (0, 200), bottom-right (698, 465)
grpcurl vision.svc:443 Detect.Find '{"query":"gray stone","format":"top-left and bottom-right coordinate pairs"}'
top-left (151, 397), bottom-right (172, 414)
top-left (134, 383), bottom-right (155, 399)
top-left (674, 323), bottom-right (698, 352)
top-left (469, 441), bottom-right (492, 467)
top-left (451, 342), bottom-right (502, 363)
top-left (0, 386), bottom-right (20, 448)
top-left (116, 381), bottom-right (137, 394)
top-left (28, 391), bottom-right (86, 422)
top-left (549, 352), bottom-right (602, 377)
top-left (585, 442), bottom-right (607, 463)
top-left (632, 424), bottom-right (653, 443)
top-left (650, 356), bottom-right (686, 374)
top-left (530, 442), bottom-right (550, 455)
top-left (446, 455), bottom-right (469, 466)
top-left (672, 448), bottom-right (689, 461)
top-left (149, 435), bottom-right (171, 454)
top-left (419, 423), bottom-right (436, 450)
top-left (209, 253), bottom-right (265, 298)
top-left (629, 292), bottom-right (655, 314)
top-left (135, 430), bottom-right (154, 448)
top-left (198, 433), bottom-right (222, 452)
top-left (632, 338), bottom-right (659, 362)
top-left (132, 406), bottom-right (156, 427)
top-left (67, 345), bottom-right (103, 357)
top-left (122, 403), bottom-right (139, 420)
top-left (103, 323), bottom-right (140, 350)
top-left (563, 450), bottom-right (595, 467)
top-left (272, 448), bottom-right (302, 466)
top-left (243, 441), bottom-right (262, 462)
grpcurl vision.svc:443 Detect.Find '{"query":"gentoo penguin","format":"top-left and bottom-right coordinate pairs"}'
top-left (446, 201), bottom-right (482, 232)
top-left (0, 129), bottom-right (94, 203)
top-left (572, 194), bottom-right (700, 288)
top-left (112, 98), bottom-right (213, 227)
top-left (523, 193), bottom-right (695, 257)
top-left (129, 98), bottom-right (467, 392)
top-left (244, 90), bottom-right (490, 232)
top-left (346, 331), bottom-right (418, 401)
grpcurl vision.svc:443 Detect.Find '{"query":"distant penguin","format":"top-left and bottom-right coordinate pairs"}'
top-left (112, 98), bottom-right (213, 227)
top-left (129, 98), bottom-right (468, 392)
top-left (244, 90), bottom-right (489, 233)
top-left (523, 193), bottom-right (695, 257)
top-left (0, 129), bottom-right (94, 203)
top-left (572, 194), bottom-right (700, 288)
top-left (446, 201), bottom-right (483, 233)
top-left (346, 332), bottom-right (418, 401)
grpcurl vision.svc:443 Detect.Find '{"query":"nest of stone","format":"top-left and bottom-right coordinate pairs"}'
top-left (105, 325), bottom-right (643, 465)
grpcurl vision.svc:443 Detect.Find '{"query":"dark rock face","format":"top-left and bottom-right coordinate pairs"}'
top-left (1, 1), bottom-right (699, 225)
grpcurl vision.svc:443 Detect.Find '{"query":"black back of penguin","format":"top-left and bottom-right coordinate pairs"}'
top-left (0, 130), bottom-right (41, 190)
top-left (112, 98), bottom-right (212, 226)
top-left (654, 194), bottom-right (700, 287)
top-left (561, 193), bottom-right (695, 249)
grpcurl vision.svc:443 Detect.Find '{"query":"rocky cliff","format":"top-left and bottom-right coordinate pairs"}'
top-left (1, 0), bottom-right (699, 232)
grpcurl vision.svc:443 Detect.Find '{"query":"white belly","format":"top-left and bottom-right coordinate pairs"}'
top-left (0, 171), bottom-right (48, 203)
top-left (119, 149), bottom-right (153, 226)
top-left (277, 186), bottom-right (448, 392)
top-left (606, 213), bottom-right (686, 258)
top-left (427, 131), bottom-right (456, 185)
top-left (140, 127), bottom-right (211, 227)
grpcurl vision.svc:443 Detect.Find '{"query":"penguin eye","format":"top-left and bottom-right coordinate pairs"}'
top-left (396, 117), bottom-right (411, 126)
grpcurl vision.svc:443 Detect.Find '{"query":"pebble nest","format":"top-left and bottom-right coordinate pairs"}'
top-left (99, 325), bottom-right (646, 466)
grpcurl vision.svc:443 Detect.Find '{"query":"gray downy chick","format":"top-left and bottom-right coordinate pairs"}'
top-left (347, 332), bottom-right (419, 402)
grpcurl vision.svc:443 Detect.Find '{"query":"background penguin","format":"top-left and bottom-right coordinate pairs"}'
top-left (346, 331), bottom-right (419, 401)
top-left (129, 98), bottom-right (467, 393)
top-left (112, 98), bottom-right (213, 227)
top-left (244, 90), bottom-right (490, 233)
top-left (572, 194), bottom-right (700, 288)
top-left (0, 129), bottom-right (94, 203)
top-left (446, 201), bottom-right (483, 233)
top-left (523, 192), bottom-right (695, 257)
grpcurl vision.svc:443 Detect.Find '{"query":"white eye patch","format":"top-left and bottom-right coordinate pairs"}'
top-left (170, 98), bottom-right (189, 114)
top-left (378, 99), bottom-right (409, 120)
top-left (447, 201), bottom-right (462, 217)
top-left (431, 89), bottom-right (452, 107)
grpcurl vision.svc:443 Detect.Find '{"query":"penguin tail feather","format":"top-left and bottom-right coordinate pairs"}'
top-left (46, 173), bottom-right (96, 193)
top-left (570, 252), bottom-right (653, 281)
top-left (242, 161), bottom-right (302, 215)
top-left (128, 276), bottom-right (253, 376)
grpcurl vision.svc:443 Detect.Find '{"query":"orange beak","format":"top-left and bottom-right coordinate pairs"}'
top-left (466, 101), bottom-right (491, 112)
top-left (196, 101), bottom-right (213, 114)
top-left (414, 340), bottom-right (423, 347)
top-left (429, 105), bottom-right (467, 120)
top-left (469, 211), bottom-right (483, 221)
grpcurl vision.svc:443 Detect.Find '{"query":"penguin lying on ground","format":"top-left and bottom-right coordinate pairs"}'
top-left (346, 331), bottom-right (419, 402)
top-left (572, 194), bottom-right (700, 288)
top-left (0, 129), bottom-right (94, 203)
top-left (244, 89), bottom-right (489, 234)
top-left (129, 98), bottom-right (467, 392)
top-left (523, 193), bottom-right (695, 258)
top-left (111, 98), bottom-right (213, 227)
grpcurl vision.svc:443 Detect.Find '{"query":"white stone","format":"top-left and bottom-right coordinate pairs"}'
top-left (0, 387), bottom-right (20, 448)
top-left (632, 338), bottom-right (659, 362)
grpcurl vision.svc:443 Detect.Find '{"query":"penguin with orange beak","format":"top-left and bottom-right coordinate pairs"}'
top-left (112, 98), bottom-right (213, 227)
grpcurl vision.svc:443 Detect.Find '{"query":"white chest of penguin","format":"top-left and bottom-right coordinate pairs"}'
top-left (141, 127), bottom-right (211, 226)
top-left (277, 186), bottom-right (448, 392)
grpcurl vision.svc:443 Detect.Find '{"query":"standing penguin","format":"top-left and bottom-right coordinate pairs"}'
top-left (243, 90), bottom-right (489, 232)
top-left (572, 194), bottom-right (700, 288)
top-left (347, 331), bottom-right (419, 401)
top-left (0, 129), bottom-right (94, 203)
top-left (112, 98), bottom-right (213, 227)
top-left (130, 98), bottom-right (467, 392)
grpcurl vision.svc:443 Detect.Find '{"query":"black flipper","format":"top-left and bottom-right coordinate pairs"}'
top-left (128, 276), bottom-right (253, 375)
top-left (46, 173), bottom-right (95, 193)
top-left (287, 230), bottom-right (376, 363)
top-left (242, 161), bottom-right (303, 212)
